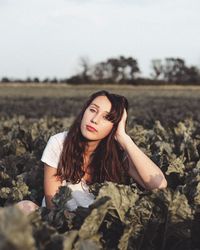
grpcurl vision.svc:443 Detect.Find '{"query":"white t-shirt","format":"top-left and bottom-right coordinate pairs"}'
top-left (41, 131), bottom-right (95, 211)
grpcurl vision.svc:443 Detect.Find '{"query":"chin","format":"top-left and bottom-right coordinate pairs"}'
top-left (81, 129), bottom-right (94, 139)
top-left (82, 131), bottom-right (104, 143)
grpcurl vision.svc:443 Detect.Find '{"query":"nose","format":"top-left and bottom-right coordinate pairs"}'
top-left (91, 113), bottom-right (100, 124)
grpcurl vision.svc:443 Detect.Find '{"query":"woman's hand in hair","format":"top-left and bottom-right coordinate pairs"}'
top-left (114, 108), bottom-right (128, 145)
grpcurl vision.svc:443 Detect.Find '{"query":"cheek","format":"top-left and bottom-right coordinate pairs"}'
top-left (81, 112), bottom-right (88, 124)
top-left (80, 117), bottom-right (86, 131)
top-left (101, 123), bottom-right (113, 136)
top-left (81, 110), bottom-right (90, 123)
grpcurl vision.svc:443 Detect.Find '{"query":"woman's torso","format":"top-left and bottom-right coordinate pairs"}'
top-left (41, 131), bottom-right (95, 210)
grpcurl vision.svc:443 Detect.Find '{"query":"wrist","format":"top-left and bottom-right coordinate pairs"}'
top-left (117, 134), bottom-right (132, 150)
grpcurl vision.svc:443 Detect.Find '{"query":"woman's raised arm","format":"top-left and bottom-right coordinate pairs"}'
top-left (115, 108), bottom-right (167, 190)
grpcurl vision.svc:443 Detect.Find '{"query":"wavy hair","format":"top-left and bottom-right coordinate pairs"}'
top-left (56, 90), bottom-right (131, 185)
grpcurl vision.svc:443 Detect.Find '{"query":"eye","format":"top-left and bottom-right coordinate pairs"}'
top-left (103, 115), bottom-right (109, 120)
top-left (103, 114), bottom-right (112, 121)
top-left (89, 108), bottom-right (96, 112)
top-left (104, 114), bottom-right (113, 122)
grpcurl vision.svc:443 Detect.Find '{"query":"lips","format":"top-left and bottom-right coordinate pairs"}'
top-left (86, 125), bottom-right (97, 132)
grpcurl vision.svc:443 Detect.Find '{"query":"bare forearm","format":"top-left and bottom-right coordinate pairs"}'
top-left (44, 164), bottom-right (62, 209)
top-left (44, 183), bottom-right (61, 209)
top-left (45, 195), bottom-right (55, 209)
top-left (119, 135), bottom-right (167, 190)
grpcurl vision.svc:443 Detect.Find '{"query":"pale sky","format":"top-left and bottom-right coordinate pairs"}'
top-left (0, 0), bottom-right (200, 80)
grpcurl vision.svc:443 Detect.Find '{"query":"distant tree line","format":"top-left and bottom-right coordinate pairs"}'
top-left (1, 56), bottom-right (200, 85)
top-left (151, 58), bottom-right (200, 84)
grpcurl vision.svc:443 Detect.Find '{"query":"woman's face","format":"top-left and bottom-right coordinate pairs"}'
top-left (80, 95), bottom-right (114, 141)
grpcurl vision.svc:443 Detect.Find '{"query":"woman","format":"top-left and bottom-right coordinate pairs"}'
top-left (16, 90), bottom-right (167, 214)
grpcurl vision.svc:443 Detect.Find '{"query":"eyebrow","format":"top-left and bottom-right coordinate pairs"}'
top-left (90, 103), bottom-right (109, 113)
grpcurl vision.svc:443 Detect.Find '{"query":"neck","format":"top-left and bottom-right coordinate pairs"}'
top-left (85, 140), bottom-right (100, 155)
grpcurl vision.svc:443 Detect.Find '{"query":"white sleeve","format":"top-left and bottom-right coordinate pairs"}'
top-left (41, 135), bottom-right (62, 168)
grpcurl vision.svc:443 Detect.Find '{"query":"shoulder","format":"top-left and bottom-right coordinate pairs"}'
top-left (46, 130), bottom-right (68, 150)
top-left (50, 131), bottom-right (68, 145)
top-left (41, 131), bottom-right (68, 168)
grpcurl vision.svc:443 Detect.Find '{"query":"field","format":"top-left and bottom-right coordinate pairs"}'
top-left (0, 84), bottom-right (200, 250)
top-left (1, 84), bottom-right (200, 126)
top-left (1, 83), bottom-right (200, 99)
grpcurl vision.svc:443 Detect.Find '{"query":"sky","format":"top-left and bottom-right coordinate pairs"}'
top-left (0, 0), bottom-right (200, 80)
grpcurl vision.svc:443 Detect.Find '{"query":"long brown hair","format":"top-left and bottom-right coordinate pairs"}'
top-left (57, 90), bottom-right (131, 185)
